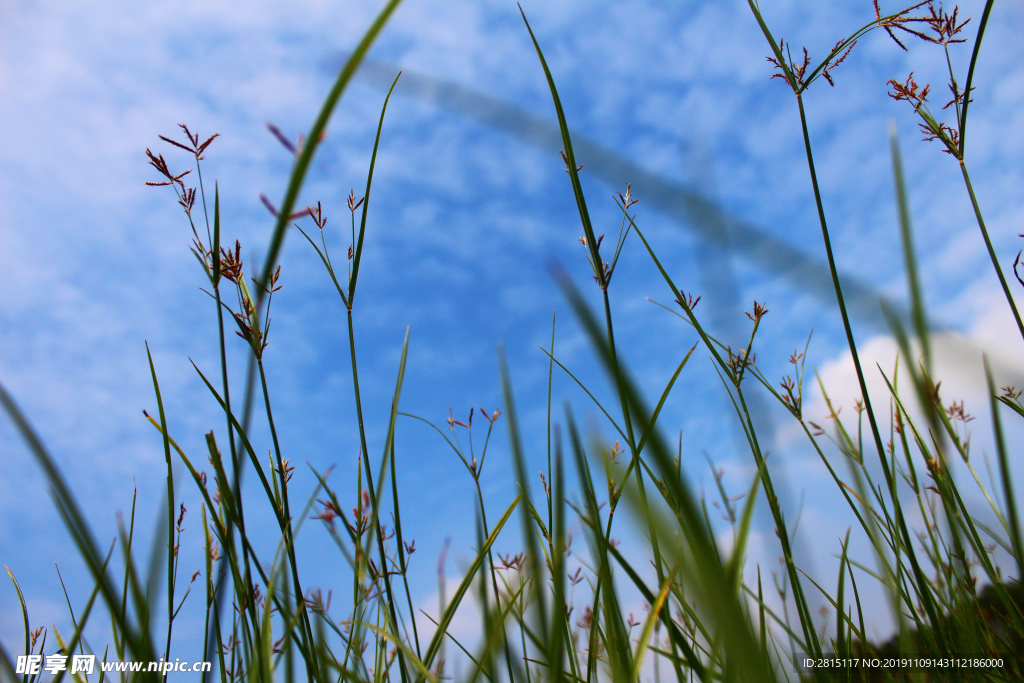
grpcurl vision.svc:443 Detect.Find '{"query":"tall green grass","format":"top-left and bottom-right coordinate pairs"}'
top-left (3, 1), bottom-right (1023, 681)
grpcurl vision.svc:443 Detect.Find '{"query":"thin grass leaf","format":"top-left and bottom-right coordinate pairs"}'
top-left (958, 0), bottom-right (995, 156)
top-left (421, 493), bottom-right (523, 675)
top-left (420, 610), bottom-right (487, 681)
top-left (349, 72), bottom-right (401, 306)
top-left (213, 182), bottom-right (221, 285)
top-left (390, 436), bottom-right (423, 661)
top-left (0, 380), bottom-right (155, 664)
top-left (889, 121), bottom-right (930, 369)
top-left (518, 6), bottom-right (604, 289)
top-left (538, 348), bottom-right (627, 445)
top-left (725, 458), bottom-right (767, 595)
top-left (355, 327), bottom-right (413, 683)
top-left (636, 343), bottom-right (697, 455)
top-left (254, 0), bottom-right (404, 310)
top-left (50, 572), bottom-right (106, 683)
top-left (353, 623), bottom-right (439, 683)
top-left (189, 361), bottom-right (279, 517)
top-left (5, 566), bottom-right (31, 665)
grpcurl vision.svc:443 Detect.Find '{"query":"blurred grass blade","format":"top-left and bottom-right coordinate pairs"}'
top-left (0, 379), bottom-right (153, 663)
top-left (834, 534), bottom-right (848, 657)
top-left (0, 645), bottom-right (13, 682)
top-left (987, 358), bottom-right (1024, 580)
top-left (889, 121), bottom-right (930, 368)
top-left (555, 271), bottom-right (773, 681)
top-left (499, 345), bottom-right (550, 648)
top-left (255, 0), bottom-right (404, 308)
top-left (725, 458), bottom-right (766, 594)
top-left (565, 409), bottom-right (706, 679)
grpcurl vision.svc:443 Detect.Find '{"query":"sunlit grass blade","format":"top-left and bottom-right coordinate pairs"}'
top-left (628, 567), bottom-right (675, 682)
top-left (5, 566), bottom-right (31, 668)
top-left (420, 493), bottom-right (522, 676)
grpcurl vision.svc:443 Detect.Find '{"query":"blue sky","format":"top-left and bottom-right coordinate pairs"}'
top-left (2, 0), bottom-right (1024, 672)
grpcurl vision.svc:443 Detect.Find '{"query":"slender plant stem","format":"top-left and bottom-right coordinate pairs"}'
top-left (796, 93), bottom-right (885, 464)
top-left (795, 91), bottom-right (947, 646)
top-left (205, 282), bottom-right (262, 680)
top-left (736, 387), bottom-right (819, 657)
top-left (959, 161), bottom-right (1024, 343)
top-left (258, 358), bottom-right (319, 677)
top-left (958, 0), bottom-right (995, 157)
top-left (347, 307), bottom-right (411, 683)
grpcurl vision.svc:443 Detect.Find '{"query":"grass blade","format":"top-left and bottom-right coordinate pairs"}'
top-left (420, 493), bottom-right (523, 674)
top-left (254, 0), bottom-right (404, 309)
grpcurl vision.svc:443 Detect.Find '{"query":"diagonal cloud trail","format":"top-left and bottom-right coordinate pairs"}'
top-left (353, 58), bottom-right (908, 335)
top-left (343, 59), bottom-right (1024, 387)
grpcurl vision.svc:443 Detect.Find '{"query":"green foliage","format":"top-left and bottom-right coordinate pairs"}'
top-left (3, 2), bottom-right (1023, 682)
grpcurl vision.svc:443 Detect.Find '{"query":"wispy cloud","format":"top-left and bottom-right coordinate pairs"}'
top-left (1, 0), bottom-right (1022, 661)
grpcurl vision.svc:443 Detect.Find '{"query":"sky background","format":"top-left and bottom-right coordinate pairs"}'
top-left (2, 0), bottom-right (1024, 673)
